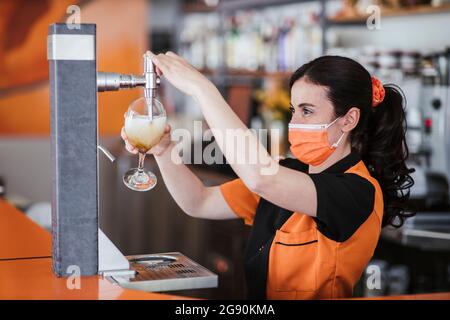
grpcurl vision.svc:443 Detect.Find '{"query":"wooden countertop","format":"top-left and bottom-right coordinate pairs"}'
top-left (0, 199), bottom-right (192, 300)
top-left (1, 198), bottom-right (449, 300)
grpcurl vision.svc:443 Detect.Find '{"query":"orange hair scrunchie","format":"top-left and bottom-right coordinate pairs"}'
top-left (371, 76), bottom-right (385, 107)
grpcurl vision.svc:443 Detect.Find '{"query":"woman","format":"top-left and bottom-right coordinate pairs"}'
top-left (122, 54), bottom-right (414, 299)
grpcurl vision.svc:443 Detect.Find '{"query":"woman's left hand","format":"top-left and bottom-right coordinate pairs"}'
top-left (148, 51), bottom-right (212, 97)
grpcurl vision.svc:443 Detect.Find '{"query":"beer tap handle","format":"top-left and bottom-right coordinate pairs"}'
top-left (97, 51), bottom-right (161, 120)
top-left (97, 52), bottom-right (160, 97)
top-left (143, 51), bottom-right (159, 120)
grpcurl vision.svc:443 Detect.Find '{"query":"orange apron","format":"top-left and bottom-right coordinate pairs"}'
top-left (220, 150), bottom-right (383, 299)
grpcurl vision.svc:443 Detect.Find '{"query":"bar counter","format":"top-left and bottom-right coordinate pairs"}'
top-left (1, 198), bottom-right (449, 300)
top-left (0, 198), bottom-right (191, 300)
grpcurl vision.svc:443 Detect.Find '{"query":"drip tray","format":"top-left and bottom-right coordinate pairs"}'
top-left (106, 252), bottom-right (218, 292)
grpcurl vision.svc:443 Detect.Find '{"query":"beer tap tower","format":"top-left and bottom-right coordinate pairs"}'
top-left (48, 23), bottom-right (217, 292)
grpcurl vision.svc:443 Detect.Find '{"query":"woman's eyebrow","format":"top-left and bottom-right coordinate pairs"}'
top-left (291, 102), bottom-right (316, 108)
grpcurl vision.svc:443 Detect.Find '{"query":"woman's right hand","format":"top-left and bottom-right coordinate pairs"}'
top-left (120, 124), bottom-right (172, 157)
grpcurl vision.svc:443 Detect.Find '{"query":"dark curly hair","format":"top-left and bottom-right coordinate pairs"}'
top-left (289, 55), bottom-right (415, 228)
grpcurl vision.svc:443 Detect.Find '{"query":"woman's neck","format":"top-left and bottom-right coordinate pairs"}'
top-left (308, 143), bottom-right (352, 174)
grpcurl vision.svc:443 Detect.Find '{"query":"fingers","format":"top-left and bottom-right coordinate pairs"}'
top-left (147, 51), bottom-right (170, 75)
top-left (155, 66), bottom-right (163, 77)
top-left (148, 51), bottom-right (191, 79)
top-left (164, 124), bottom-right (171, 133)
top-left (148, 55), bottom-right (164, 76)
top-left (121, 126), bottom-right (138, 154)
top-left (165, 51), bottom-right (182, 60)
top-left (120, 126), bottom-right (127, 140)
top-left (165, 51), bottom-right (177, 57)
top-left (125, 142), bottom-right (138, 155)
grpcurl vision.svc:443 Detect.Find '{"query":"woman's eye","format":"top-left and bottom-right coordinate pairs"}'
top-left (302, 108), bottom-right (313, 116)
top-left (289, 105), bottom-right (295, 113)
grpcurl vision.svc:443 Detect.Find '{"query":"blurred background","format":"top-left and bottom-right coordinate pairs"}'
top-left (1, 0), bottom-right (450, 298)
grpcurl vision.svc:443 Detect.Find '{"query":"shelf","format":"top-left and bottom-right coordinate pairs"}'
top-left (182, 3), bottom-right (218, 13)
top-left (218, 0), bottom-right (320, 12)
top-left (183, 0), bottom-right (323, 14)
top-left (328, 3), bottom-right (450, 26)
top-left (199, 68), bottom-right (292, 79)
top-left (225, 69), bottom-right (292, 78)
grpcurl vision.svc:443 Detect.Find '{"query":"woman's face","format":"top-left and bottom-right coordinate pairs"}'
top-left (289, 78), bottom-right (343, 146)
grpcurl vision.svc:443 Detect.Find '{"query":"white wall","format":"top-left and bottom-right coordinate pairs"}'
top-left (0, 138), bottom-right (51, 203)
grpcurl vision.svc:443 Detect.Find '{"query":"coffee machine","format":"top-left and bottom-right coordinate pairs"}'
top-left (47, 23), bottom-right (217, 292)
top-left (413, 49), bottom-right (450, 208)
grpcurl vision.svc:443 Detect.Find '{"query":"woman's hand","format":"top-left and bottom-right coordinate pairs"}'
top-left (148, 51), bottom-right (213, 97)
top-left (121, 124), bottom-right (172, 157)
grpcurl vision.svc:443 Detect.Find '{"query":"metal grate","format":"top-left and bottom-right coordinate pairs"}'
top-left (125, 252), bottom-right (215, 282)
top-left (107, 252), bottom-right (218, 292)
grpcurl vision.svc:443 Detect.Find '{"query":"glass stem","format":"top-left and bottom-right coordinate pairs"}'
top-left (138, 152), bottom-right (146, 173)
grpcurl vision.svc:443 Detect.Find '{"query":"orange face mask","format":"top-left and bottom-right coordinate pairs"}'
top-left (288, 117), bottom-right (345, 166)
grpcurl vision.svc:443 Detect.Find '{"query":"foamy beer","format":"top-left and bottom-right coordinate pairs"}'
top-left (125, 115), bottom-right (167, 153)
top-left (123, 97), bottom-right (166, 191)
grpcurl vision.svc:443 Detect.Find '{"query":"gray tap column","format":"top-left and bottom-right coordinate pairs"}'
top-left (48, 23), bottom-right (98, 276)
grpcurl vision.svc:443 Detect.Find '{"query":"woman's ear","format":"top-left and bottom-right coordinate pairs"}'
top-left (341, 107), bottom-right (360, 132)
